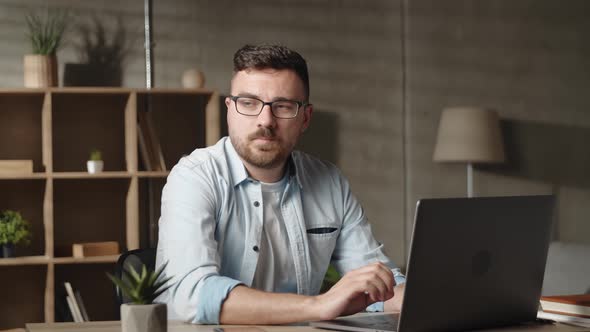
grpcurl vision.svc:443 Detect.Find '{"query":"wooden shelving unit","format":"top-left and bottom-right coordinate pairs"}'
top-left (0, 87), bottom-right (220, 329)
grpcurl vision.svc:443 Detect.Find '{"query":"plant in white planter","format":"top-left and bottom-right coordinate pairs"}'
top-left (87, 149), bottom-right (104, 173)
top-left (24, 9), bottom-right (69, 87)
top-left (0, 210), bottom-right (32, 258)
top-left (108, 262), bottom-right (173, 332)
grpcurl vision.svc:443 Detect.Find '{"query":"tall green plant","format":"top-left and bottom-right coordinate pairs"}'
top-left (25, 9), bottom-right (69, 55)
top-left (107, 262), bottom-right (173, 305)
top-left (0, 210), bottom-right (32, 246)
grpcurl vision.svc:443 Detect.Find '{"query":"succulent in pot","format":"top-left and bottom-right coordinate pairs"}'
top-left (87, 149), bottom-right (103, 173)
top-left (108, 262), bottom-right (173, 332)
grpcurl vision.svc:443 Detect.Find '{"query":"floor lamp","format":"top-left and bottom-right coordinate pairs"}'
top-left (433, 107), bottom-right (505, 198)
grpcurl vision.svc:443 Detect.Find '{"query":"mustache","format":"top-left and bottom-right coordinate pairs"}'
top-left (248, 127), bottom-right (276, 140)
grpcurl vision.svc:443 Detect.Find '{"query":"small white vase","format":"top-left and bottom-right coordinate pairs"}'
top-left (86, 160), bottom-right (104, 173)
top-left (121, 303), bottom-right (167, 332)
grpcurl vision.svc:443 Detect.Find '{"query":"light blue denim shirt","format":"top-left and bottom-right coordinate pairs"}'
top-left (156, 137), bottom-right (405, 324)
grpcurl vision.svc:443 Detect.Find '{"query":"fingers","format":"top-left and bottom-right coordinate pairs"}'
top-left (315, 263), bottom-right (396, 320)
top-left (340, 262), bottom-right (395, 303)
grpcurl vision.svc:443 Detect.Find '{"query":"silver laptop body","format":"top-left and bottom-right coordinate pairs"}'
top-left (311, 195), bottom-right (555, 332)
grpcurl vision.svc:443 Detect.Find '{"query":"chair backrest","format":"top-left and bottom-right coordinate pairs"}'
top-left (113, 248), bottom-right (157, 305)
top-left (542, 241), bottom-right (590, 296)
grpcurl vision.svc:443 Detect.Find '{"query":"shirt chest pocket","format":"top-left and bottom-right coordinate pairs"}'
top-left (306, 225), bottom-right (340, 255)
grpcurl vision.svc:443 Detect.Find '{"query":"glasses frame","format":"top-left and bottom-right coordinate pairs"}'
top-left (229, 95), bottom-right (310, 119)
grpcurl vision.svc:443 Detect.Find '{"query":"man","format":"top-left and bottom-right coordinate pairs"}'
top-left (156, 44), bottom-right (405, 325)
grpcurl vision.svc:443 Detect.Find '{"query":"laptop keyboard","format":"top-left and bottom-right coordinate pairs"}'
top-left (340, 313), bottom-right (400, 330)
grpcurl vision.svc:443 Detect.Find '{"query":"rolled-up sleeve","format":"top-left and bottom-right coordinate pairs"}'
top-left (156, 158), bottom-right (242, 324)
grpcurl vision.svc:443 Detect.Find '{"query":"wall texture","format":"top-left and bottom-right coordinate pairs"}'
top-left (405, 0), bottom-right (590, 247)
top-left (1, 0), bottom-right (589, 268)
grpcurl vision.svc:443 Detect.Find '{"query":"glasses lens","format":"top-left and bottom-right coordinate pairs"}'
top-left (235, 97), bottom-right (262, 115)
top-left (272, 101), bottom-right (299, 118)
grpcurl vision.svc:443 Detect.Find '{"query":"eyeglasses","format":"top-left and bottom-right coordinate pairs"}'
top-left (229, 95), bottom-right (309, 119)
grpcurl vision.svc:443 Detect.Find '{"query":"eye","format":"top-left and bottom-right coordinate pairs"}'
top-left (274, 101), bottom-right (296, 111)
top-left (237, 98), bottom-right (258, 108)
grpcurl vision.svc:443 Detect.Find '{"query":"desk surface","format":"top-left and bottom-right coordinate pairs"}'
top-left (25, 320), bottom-right (589, 332)
top-left (25, 321), bottom-right (313, 332)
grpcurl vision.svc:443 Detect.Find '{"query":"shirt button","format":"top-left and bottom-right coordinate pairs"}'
top-left (253, 245), bottom-right (259, 252)
top-left (253, 201), bottom-right (260, 207)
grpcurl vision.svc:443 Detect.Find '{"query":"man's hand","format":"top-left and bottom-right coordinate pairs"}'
top-left (384, 283), bottom-right (405, 312)
top-left (312, 262), bottom-right (395, 320)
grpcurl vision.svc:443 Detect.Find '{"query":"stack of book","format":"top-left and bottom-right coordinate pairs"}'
top-left (64, 282), bottom-right (89, 323)
top-left (538, 294), bottom-right (590, 328)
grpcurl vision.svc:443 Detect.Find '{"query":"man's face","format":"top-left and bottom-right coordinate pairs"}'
top-left (226, 68), bottom-right (312, 170)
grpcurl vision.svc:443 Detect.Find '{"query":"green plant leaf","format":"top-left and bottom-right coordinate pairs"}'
top-left (25, 8), bottom-right (69, 55)
top-left (107, 273), bottom-right (135, 301)
top-left (0, 210), bottom-right (32, 246)
top-left (107, 260), bottom-right (174, 305)
top-left (125, 263), bottom-right (142, 284)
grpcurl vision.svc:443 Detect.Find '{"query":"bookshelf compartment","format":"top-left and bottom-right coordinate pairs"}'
top-left (0, 265), bottom-right (47, 329)
top-left (54, 263), bottom-right (117, 322)
top-left (138, 177), bottom-right (166, 248)
top-left (52, 93), bottom-right (129, 172)
top-left (53, 179), bottom-right (128, 257)
top-left (0, 179), bottom-right (46, 257)
top-left (0, 93), bottom-right (45, 172)
top-left (137, 93), bottom-right (208, 170)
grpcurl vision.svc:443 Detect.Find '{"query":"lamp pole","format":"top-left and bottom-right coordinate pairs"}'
top-left (144, 0), bottom-right (157, 247)
top-left (144, 0), bottom-right (154, 89)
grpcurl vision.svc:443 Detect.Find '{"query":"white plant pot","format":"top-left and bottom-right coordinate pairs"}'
top-left (87, 160), bottom-right (104, 173)
top-left (121, 303), bottom-right (167, 332)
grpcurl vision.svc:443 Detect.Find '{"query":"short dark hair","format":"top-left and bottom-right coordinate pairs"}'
top-left (233, 44), bottom-right (310, 100)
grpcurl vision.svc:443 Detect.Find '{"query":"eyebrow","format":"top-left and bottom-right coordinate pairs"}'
top-left (234, 93), bottom-right (300, 102)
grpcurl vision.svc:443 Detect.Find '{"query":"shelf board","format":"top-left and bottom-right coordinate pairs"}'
top-left (53, 255), bottom-right (119, 264)
top-left (0, 255), bottom-right (50, 266)
top-left (0, 88), bottom-right (46, 95)
top-left (0, 172), bottom-right (47, 180)
top-left (52, 171), bottom-right (132, 179)
top-left (0, 255), bottom-right (121, 265)
top-left (137, 171), bottom-right (170, 178)
top-left (0, 87), bottom-right (215, 95)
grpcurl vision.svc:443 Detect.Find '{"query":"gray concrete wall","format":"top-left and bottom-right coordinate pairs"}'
top-left (1, 0), bottom-right (589, 268)
top-left (406, 0), bottom-right (590, 249)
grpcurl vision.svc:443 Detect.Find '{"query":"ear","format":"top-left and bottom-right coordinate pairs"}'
top-left (301, 104), bottom-right (313, 133)
top-left (225, 96), bottom-right (232, 110)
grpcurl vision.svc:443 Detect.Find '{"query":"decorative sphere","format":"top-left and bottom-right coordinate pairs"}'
top-left (182, 68), bottom-right (205, 88)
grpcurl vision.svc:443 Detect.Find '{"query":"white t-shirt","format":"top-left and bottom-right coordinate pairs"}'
top-left (251, 175), bottom-right (297, 293)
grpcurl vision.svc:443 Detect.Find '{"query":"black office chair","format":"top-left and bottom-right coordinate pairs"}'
top-left (113, 247), bottom-right (157, 306)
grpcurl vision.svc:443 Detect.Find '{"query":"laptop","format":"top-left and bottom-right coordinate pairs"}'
top-left (311, 195), bottom-right (555, 332)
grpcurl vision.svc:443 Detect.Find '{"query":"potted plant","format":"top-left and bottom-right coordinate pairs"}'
top-left (87, 149), bottom-right (103, 173)
top-left (0, 210), bottom-right (32, 258)
top-left (108, 262), bottom-right (173, 332)
top-left (64, 15), bottom-right (133, 87)
top-left (24, 9), bottom-right (69, 87)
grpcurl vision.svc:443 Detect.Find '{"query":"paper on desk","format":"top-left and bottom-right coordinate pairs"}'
top-left (537, 310), bottom-right (590, 328)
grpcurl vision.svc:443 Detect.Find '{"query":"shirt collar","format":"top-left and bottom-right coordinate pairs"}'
top-left (224, 137), bottom-right (303, 188)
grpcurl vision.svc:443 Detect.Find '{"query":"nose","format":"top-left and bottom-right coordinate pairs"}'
top-left (257, 104), bottom-right (276, 128)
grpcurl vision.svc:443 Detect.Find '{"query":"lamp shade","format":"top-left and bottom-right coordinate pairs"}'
top-left (433, 107), bottom-right (505, 163)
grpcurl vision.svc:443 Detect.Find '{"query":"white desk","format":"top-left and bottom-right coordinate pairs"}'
top-left (25, 320), bottom-right (590, 332)
top-left (25, 321), bottom-right (306, 332)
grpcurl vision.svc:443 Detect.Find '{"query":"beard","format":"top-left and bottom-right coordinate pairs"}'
top-left (230, 127), bottom-right (293, 169)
